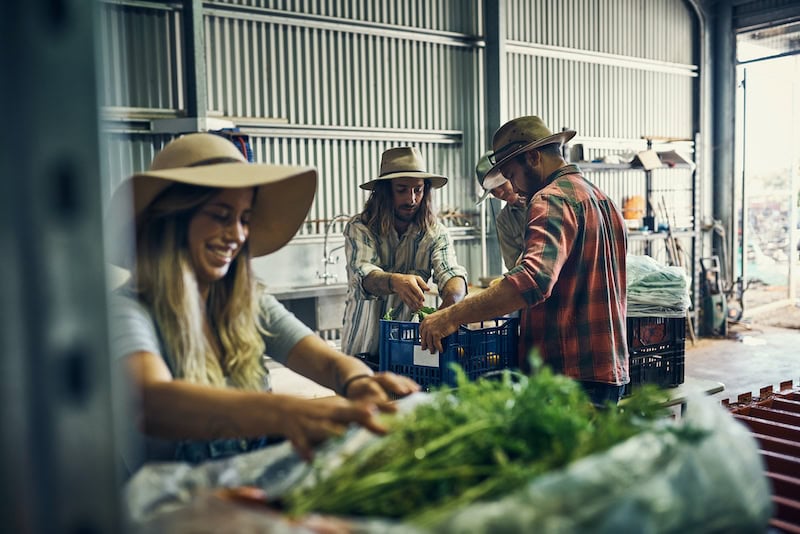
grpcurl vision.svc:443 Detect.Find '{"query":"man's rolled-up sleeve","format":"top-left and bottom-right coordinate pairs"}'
top-left (505, 194), bottom-right (577, 306)
top-left (430, 226), bottom-right (468, 290)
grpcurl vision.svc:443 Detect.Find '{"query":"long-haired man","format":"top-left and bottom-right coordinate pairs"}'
top-left (341, 146), bottom-right (468, 360)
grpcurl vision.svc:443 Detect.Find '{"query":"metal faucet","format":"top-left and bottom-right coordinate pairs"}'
top-left (317, 214), bottom-right (351, 285)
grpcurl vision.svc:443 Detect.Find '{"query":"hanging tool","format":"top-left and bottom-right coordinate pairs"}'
top-left (659, 196), bottom-right (697, 345)
top-left (709, 220), bottom-right (746, 323)
top-left (700, 257), bottom-right (728, 337)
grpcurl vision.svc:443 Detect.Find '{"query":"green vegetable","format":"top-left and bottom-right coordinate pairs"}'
top-left (285, 359), bottom-right (706, 526)
top-left (416, 306), bottom-right (436, 321)
top-left (383, 306), bottom-right (435, 321)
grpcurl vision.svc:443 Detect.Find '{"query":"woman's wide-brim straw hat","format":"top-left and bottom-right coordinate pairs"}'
top-left (106, 133), bottom-right (317, 268)
top-left (483, 116), bottom-right (576, 183)
top-left (360, 146), bottom-right (447, 190)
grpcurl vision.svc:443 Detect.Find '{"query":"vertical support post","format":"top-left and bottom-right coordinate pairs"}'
top-left (0, 1), bottom-right (121, 532)
top-left (688, 0), bottom-right (708, 334)
top-left (183, 0), bottom-right (207, 121)
top-left (710, 0), bottom-right (737, 289)
top-left (480, 200), bottom-right (488, 277)
top-left (789, 65), bottom-right (799, 300)
top-left (739, 69), bottom-right (749, 295)
top-left (482, 0), bottom-right (507, 278)
top-left (645, 138), bottom-right (653, 257)
top-left (484, 0), bottom-right (506, 137)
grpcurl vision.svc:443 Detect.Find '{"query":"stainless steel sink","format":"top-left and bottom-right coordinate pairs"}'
top-left (268, 283), bottom-right (348, 331)
top-left (268, 283), bottom-right (347, 300)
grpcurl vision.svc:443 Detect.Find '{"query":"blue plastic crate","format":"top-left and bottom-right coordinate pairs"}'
top-left (379, 317), bottom-right (519, 390)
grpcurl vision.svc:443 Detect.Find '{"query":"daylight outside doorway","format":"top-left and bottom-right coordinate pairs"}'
top-left (735, 23), bottom-right (800, 325)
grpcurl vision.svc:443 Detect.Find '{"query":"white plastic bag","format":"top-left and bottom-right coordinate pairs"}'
top-left (627, 254), bottom-right (691, 316)
top-left (124, 394), bottom-right (771, 533)
top-left (435, 393), bottom-right (771, 533)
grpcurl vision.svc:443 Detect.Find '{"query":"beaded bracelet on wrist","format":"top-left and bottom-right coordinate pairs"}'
top-left (340, 373), bottom-right (373, 397)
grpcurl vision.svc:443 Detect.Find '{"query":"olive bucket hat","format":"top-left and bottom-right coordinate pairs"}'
top-left (483, 116), bottom-right (576, 184)
top-left (359, 146), bottom-right (447, 190)
top-left (105, 133), bottom-right (317, 268)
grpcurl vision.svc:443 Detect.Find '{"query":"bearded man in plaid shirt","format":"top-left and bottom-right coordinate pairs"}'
top-left (421, 116), bottom-right (629, 406)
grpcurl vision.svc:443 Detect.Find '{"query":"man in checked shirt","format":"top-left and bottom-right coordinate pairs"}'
top-left (420, 116), bottom-right (630, 406)
top-left (341, 146), bottom-right (468, 366)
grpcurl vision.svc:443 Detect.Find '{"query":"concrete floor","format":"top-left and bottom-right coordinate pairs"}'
top-left (685, 319), bottom-right (800, 404)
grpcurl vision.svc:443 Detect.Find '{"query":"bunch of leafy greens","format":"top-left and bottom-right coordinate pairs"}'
top-left (383, 306), bottom-right (437, 321)
top-left (416, 306), bottom-right (436, 321)
top-left (285, 362), bottom-right (705, 526)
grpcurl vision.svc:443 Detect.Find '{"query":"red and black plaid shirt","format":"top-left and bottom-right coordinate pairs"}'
top-left (505, 165), bottom-right (629, 385)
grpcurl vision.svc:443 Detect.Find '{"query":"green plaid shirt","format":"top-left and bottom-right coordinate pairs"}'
top-left (505, 165), bottom-right (629, 385)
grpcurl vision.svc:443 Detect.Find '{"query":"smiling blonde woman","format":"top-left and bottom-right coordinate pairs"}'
top-left (106, 133), bottom-right (419, 472)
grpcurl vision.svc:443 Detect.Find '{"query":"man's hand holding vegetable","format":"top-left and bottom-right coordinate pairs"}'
top-left (420, 277), bottom-right (524, 353)
top-left (386, 272), bottom-right (429, 312)
top-left (340, 147), bottom-right (470, 358)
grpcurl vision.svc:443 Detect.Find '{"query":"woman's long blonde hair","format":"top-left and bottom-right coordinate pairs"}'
top-left (132, 183), bottom-right (267, 390)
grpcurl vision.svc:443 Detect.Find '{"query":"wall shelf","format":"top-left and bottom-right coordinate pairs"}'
top-left (576, 137), bottom-right (700, 335)
top-left (628, 230), bottom-right (696, 241)
top-left (577, 162), bottom-right (693, 172)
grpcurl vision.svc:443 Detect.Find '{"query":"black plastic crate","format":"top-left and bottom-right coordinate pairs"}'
top-left (627, 316), bottom-right (686, 356)
top-left (624, 316), bottom-right (686, 395)
top-left (628, 347), bottom-right (685, 390)
top-left (379, 317), bottom-right (519, 390)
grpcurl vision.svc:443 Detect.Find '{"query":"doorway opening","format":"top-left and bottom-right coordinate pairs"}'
top-left (734, 22), bottom-right (800, 327)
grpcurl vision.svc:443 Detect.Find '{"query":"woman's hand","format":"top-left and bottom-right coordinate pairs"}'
top-left (344, 372), bottom-right (420, 407)
top-left (275, 395), bottom-right (386, 461)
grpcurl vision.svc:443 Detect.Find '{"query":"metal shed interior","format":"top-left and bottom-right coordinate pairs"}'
top-left (98, 0), bottom-right (701, 292)
top-left (1, 0), bottom-right (799, 531)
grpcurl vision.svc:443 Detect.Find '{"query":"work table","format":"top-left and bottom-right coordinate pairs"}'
top-left (266, 283), bottom-right (348, 332)
top-left (266, 283), bottom-right (347, 301)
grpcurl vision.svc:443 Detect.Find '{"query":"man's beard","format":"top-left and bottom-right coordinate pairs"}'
top-left (395, 205), bottom-right (418, 223)
top-left (516, 166), bottom-right (541, 197)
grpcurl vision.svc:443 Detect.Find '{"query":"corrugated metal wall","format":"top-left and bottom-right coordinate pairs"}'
top-left (98, 0), bottom-right (699, 288)
top-left (97, 3), bottom-right (183, 113)
top-left (99, 1), bottom-right (485, 288)
top-left (99, 1), bottom-right (484, 206)
top-left (501, 0), bottom-right (699, 265)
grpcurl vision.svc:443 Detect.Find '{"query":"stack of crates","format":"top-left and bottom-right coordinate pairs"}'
top-left (626, 316), bottom-right (686, 392)
top-left (379, 317), bottom-right (519, 391)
